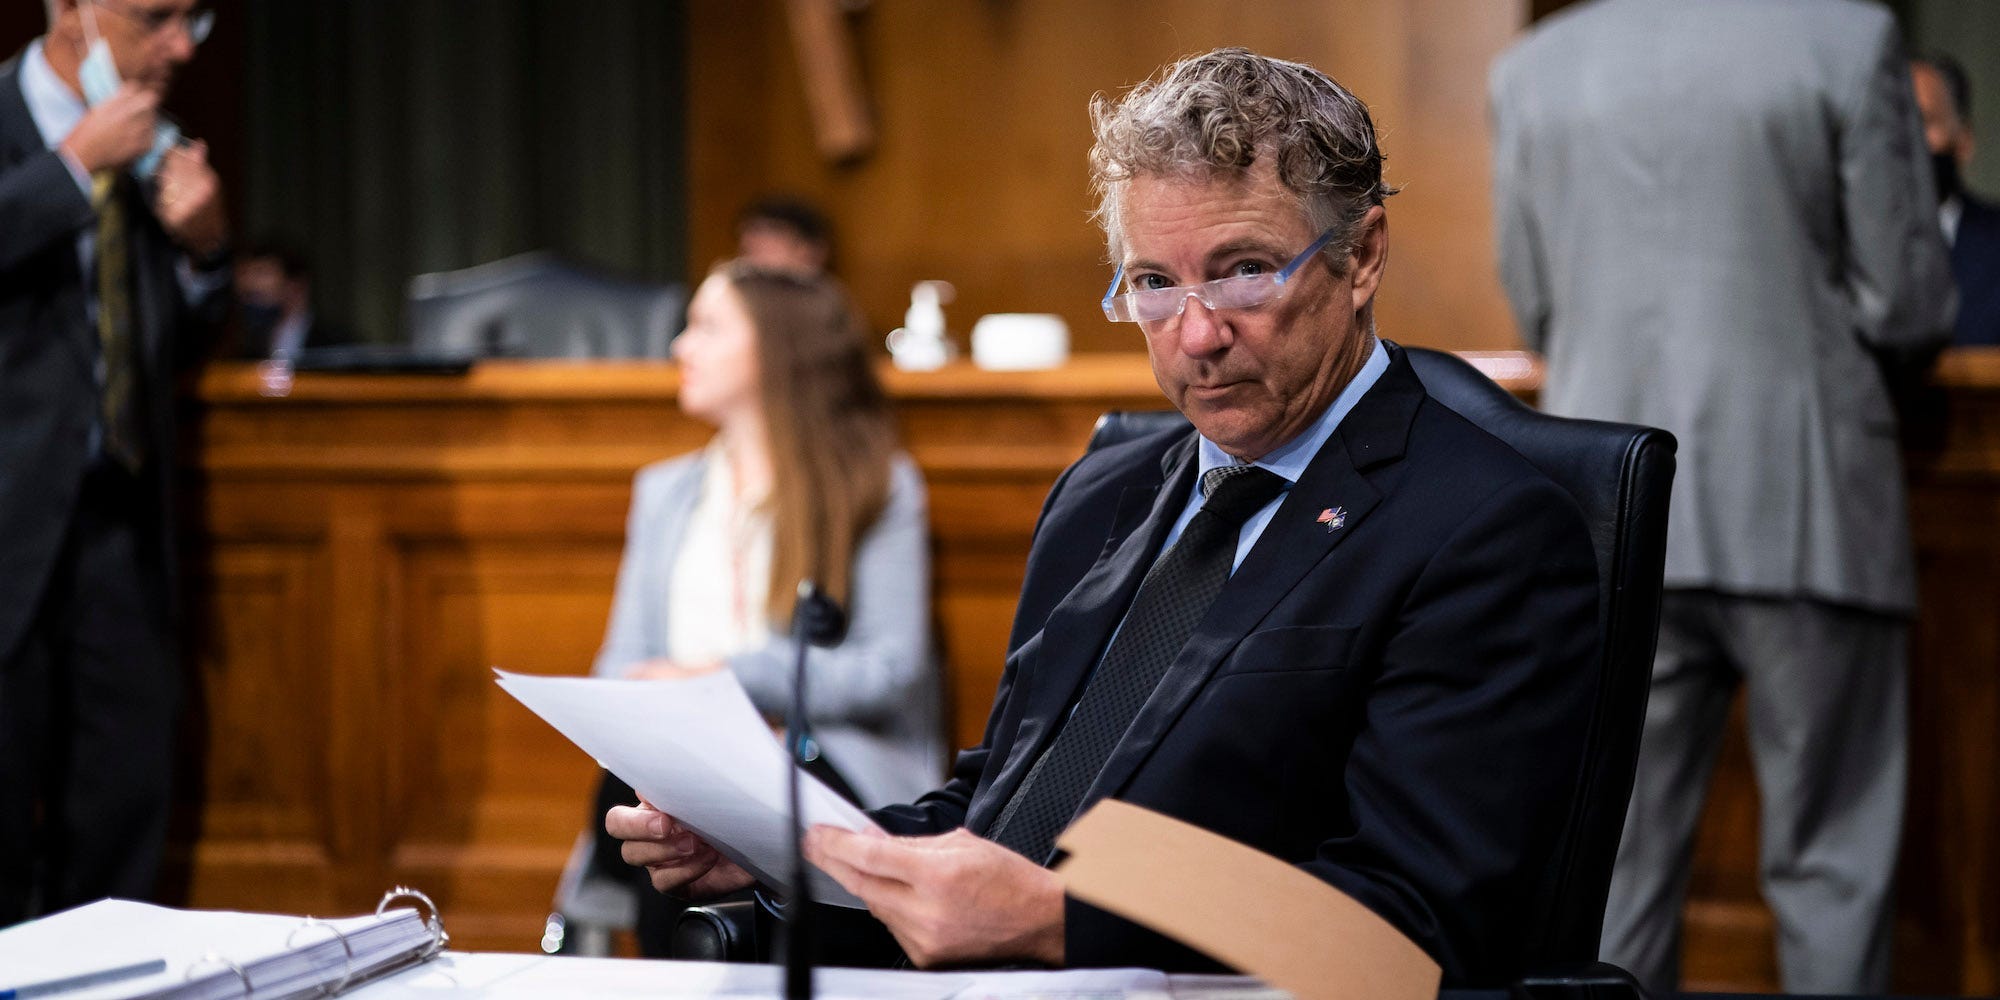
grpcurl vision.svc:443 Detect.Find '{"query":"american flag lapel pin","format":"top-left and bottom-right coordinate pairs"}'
top-left (1316, 506), bottom-right (1347, 532)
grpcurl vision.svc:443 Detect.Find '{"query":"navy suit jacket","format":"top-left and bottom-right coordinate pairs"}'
top-left (0, 52), bottom-right (219, 658)
top-left (1952, 194), bottom-right (2000, 346)
top-left (874, 344), bottom-right (1602, 985)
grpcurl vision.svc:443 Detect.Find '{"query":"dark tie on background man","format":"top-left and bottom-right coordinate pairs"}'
top-left (988, 463), bottom-right (1289, 864)
top-left (92, 171), bottom-right (143, 474)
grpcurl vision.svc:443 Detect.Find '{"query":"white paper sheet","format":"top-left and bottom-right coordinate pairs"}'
top-left (494, 670), bottom-right (878, 907)
top-left (955, 966), bottom-right (1174, 999)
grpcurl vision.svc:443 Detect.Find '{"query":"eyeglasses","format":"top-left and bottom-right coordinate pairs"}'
top-left (92, 0), bottom-right (214, 45)
top-left (1101, 229), bottom-right (1337, 324)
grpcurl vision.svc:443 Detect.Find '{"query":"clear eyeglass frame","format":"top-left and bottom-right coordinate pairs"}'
top-left (93, 0), bottom-right (215, 45)
top-left (1100, 228), bottom-right (1338, 324)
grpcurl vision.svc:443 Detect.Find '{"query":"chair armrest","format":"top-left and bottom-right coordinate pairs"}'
top-left (1509, 960), bottom-right (1651, 1000)
top-left (670, 900), bottom-right (762, 962)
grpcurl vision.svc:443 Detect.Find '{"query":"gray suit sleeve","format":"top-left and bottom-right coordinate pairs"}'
top-left (591, 465), bottom-right (669, 678)
top-left (728, 457), bottom-right (933, 727)
top-left (1489, 58), bottom-right (1551, 353)
top-left (1837, 11), bottom-right (1955, 351)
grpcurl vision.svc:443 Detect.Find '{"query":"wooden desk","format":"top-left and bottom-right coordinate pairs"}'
top-left (172, 351), bottom-right (1999, 988)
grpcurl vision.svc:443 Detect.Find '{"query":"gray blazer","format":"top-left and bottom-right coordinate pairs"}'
top-left (1491, 0), bottom-right (1955, 614)
top-left (592, 450), bottom-right (944, 807)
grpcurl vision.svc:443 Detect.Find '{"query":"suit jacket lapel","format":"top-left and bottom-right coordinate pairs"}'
top-left (966, 434), bottom-right (1197, 833)
top-left (0, 58), bottom-right (38, 157)
top-left (2, 56), bottom-right (102, 375)
top-left (1077, 346), bottom-right (1427, 810)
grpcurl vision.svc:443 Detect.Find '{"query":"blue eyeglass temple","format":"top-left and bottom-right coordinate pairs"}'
top-left (1100, 228), bottom-right (1339, 314)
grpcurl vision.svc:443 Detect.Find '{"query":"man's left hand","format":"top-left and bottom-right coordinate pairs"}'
top-left (804, 825), bottom-right (1065, 969)
top-left (154, 140), bottom-right (227, 260)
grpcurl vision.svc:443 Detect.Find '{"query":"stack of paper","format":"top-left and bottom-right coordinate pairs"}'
top-left (0, 899), bottom-right (439, 999)
top-left (494, 669), bottom-right (879, 906)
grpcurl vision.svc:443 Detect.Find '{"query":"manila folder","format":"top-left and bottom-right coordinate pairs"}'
top-left (1055, 799), bottom-right (1441, 1000)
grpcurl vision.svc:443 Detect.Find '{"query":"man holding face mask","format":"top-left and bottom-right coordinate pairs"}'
top-left (0, 0), bottom-right (228, 924)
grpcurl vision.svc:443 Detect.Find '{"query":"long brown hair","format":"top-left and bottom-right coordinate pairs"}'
top-left (717, 261), bottom-right (897, 623)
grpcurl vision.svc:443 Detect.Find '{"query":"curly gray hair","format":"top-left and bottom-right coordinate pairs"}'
top-left (1089, 47), bottom-right (1396, 266)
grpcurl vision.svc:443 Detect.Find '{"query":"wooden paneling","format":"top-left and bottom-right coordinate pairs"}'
top-left (1894, 348), bottom-right (2000, 995)
top-left (686, 1), bottom-right (1531, 356)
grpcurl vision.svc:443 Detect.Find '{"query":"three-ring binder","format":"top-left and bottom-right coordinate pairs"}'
top-left (376, 886), bottom-right (450, 958)
top-left (183, 952), bottom-right (253, 994)
top-left (286, 917), bottom-right (355, 996)
top-left (169, 885), bottom-right (453, 999)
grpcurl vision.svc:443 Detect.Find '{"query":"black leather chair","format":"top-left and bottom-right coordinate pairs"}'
top-left (1406, 347), bottom-right (1674, 970)
top-left (405, 251), bottom-right (685, 359)
top-left (677, 346), bottom-right (1677, 981)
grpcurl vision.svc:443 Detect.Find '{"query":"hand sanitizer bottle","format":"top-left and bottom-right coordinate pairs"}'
top-left (886, 281), bottom-right (954, 371)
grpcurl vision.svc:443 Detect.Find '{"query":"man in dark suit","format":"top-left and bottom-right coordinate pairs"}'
top-left (608, 48), bottom-right (1599, 985)
top-left (234, 238), bottom-right (344, 359)
top-left (1913, 52), bottom-right (2000, 346)
top-left (0, 0), bottom-right (228, 925)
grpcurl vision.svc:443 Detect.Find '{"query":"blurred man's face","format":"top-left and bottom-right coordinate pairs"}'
top-left (1911, 62), bottom-right (1973, 166)
top-left (234, 257), bottom-right (306, 314)
top-left (70, 0), bottom-right (202, 95)
top-left (737, 221), bottom-right (827, 275)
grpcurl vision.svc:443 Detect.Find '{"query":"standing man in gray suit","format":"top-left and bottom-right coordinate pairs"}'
top-left (1490, 0), bottom-right (1953, 992)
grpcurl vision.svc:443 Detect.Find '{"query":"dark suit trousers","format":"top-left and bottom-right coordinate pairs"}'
top-left (0, 461), bottom-right (178, 925)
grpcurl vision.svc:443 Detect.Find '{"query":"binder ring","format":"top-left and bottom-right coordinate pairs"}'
top-left (185, 951), bottom-right (253, 998)
top-left (377, 885), bottom-right (450, 957)
top-left (287, 916), bottom-right (356, 996)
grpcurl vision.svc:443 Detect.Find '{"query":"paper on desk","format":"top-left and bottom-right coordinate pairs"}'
top-left (364, 954), bottom-right (971, 999)
top-left (1055, 800), bottom-right (1440, 1000)
top-left (494, 669), bottom-right (876, 907)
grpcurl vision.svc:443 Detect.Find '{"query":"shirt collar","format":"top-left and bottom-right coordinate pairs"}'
top-left (21, 40), bottom-right (87, 153)
top-left (1942, 195), bottom-right (1963, 247)
top-left (1195, 335), bottom-right (1390, 486)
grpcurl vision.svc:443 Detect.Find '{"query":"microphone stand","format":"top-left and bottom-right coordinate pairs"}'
top-left (784, 581), bottom-right (846, 1000)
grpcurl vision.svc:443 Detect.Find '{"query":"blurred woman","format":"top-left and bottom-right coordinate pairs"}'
top-left (554, 261), bottom-right (942, 954)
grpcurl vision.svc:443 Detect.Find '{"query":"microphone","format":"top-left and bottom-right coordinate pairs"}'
top-left (784, 581), bottom-right (846, 1000)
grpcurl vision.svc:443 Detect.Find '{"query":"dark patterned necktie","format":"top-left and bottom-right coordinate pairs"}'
top-left (987, 463), bottom-right (1288, 863)
top-left (92, 171), bottom-right (143, 473)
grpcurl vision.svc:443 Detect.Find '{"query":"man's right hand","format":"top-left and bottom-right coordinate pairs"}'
top-left (59, 83), bottom-right (159, 175)
top-left (607, 802), bottom-right (756, 899)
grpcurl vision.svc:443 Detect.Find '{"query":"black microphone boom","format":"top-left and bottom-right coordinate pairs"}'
top-left (794, 584), bottom-right (848, 647)
top-left (783, 580), bottom-right (845, 1000)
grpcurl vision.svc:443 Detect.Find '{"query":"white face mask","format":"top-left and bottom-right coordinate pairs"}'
top-left (74, 1), bottom-right (181, 179)
top-left (78, 37), bottom-right (120, 105)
